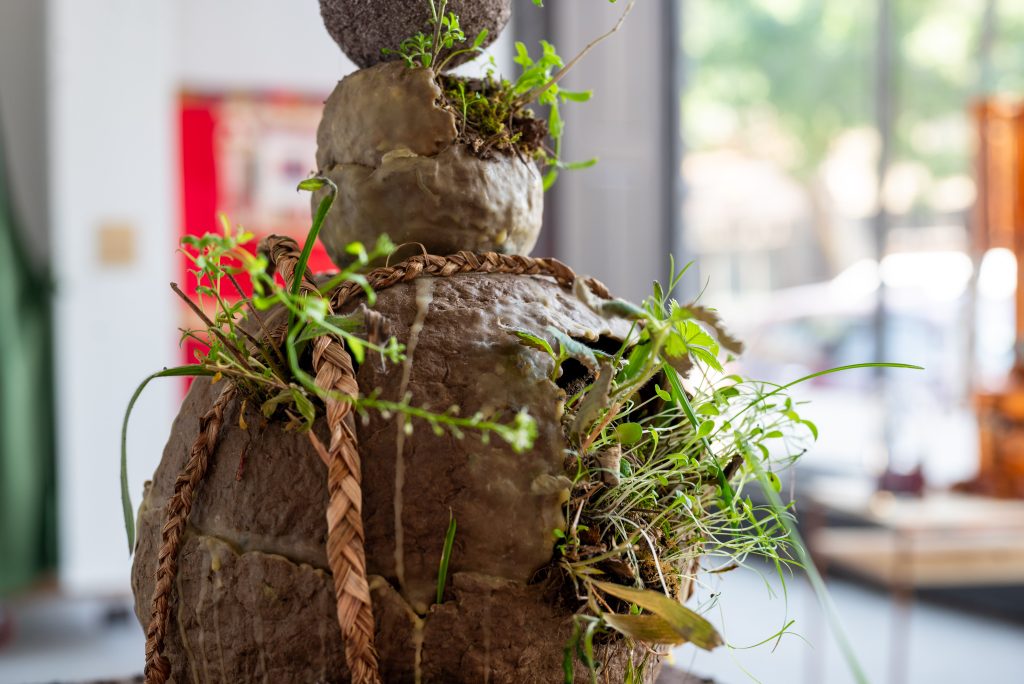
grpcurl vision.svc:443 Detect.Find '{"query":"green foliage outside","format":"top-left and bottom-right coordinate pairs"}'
top-left (686, 0), bottom-right (1021, 210)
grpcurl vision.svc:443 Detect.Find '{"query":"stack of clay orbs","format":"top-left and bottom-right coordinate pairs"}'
top-left (131, 2), bottom-right (661, 682)
top-left (313, 0), bottom-right (543, 266)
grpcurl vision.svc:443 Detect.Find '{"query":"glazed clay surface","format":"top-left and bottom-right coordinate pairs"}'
top-left (132, 273), bottom-right (656, 683)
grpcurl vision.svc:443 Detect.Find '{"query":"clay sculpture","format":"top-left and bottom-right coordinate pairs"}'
top-left (127, 3), bottom-right (820, 683)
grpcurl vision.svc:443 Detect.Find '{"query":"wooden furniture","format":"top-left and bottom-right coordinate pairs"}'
top-left (804, 476), bottom-right (1024, 684)
top-left (969, 100), bottom-right (1024, 497)
top-left (805, 477), bottom-right (1024, 589)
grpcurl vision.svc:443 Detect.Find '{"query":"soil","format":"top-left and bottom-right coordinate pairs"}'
top-left (132, 272), bottom-right (659, 683)
top-left (437, 74), bottom-right (550, 159)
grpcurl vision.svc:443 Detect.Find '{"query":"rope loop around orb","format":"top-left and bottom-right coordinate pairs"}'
top-left (143, 235), bottom-right (611, 684)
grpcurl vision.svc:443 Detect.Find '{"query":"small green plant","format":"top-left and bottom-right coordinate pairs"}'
top-left (384, 0), bottom-right (635, 188)
top-left (381, 0), bottom-right (489, 72)
top-left (120, 178), bottom-right (537, 550)
top-left (435, 510), bottom-right (457, 604)
top-left (508, 261), bottom-right (920, 682)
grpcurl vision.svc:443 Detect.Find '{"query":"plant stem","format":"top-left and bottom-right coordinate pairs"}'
top-left (171, 282), bottom-right (257, 374)
top-left (515, 0), bottom-right (637, 108)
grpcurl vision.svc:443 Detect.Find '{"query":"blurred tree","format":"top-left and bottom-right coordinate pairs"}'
top-left (685, 0), bottom-right (996, 190)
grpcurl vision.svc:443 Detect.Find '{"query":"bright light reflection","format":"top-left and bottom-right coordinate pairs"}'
top-left (879, 251), bottom-right (973, 300)
top-left (828, 258), bottom-right (880, 299)
top-left (978, 247), bottom-right (1017, 300)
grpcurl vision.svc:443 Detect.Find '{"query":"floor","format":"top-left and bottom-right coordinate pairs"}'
top-left (675, 564), bottom-right (1024, 684)
top-left (0, 568), bottom-right (1021, 684)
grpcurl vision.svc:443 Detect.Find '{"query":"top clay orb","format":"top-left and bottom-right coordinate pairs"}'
top-left (320, 0), bottom-right (512, 70)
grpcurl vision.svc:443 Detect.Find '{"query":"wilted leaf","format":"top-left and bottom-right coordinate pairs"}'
top-left (603, 614), bottom-right (691, 645)
top-left (687, 305), bottom-right (744, 355)
top-left (593, 580), bottom-right (723, 650)
top-left (601, 298), bottom-right (647, 320)
top-left (570, 362), bottom-right (614, 439)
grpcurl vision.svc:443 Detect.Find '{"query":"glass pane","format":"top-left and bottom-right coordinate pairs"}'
top-left (681, 0), bottom-right (996, 484)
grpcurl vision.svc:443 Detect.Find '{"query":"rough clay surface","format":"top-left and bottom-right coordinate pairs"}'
top-left (319, 0), bottom-right (511, 70)
top-left (314, 63), bottom-right (543, 266)
top-left (132, 274), bottom-right (653, 683)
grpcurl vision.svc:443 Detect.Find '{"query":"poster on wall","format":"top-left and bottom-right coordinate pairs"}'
top-left (178, 91), bottom-right (331, 369)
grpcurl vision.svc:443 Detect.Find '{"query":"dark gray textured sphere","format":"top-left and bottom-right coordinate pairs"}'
top-left (319, 0), bottom-right (511, 70)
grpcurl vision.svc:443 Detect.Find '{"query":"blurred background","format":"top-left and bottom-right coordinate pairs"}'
top-left (1, 0), bottom-right (1023, 682)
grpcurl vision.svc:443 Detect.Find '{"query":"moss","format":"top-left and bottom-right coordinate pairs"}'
top-left (438, 74), bottom-right (549, 160)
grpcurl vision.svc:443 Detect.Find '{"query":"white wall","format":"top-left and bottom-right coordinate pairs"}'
top-left (49, 0), bottom-right (180, 595)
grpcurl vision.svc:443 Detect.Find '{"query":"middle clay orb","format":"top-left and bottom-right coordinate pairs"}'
top-left (314, 63), bottom-right (544, 266)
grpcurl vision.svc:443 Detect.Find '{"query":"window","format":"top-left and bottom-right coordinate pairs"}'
top-left (679, 0), bottom-right (1016, 484)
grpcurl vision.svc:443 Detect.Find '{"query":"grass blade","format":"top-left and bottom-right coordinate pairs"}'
top-left (436, 510), bottom-right (457, 604)
top-left (121, 365), bottom-right (212, 553)
top-left (741, 440), bottom-right (869, 684)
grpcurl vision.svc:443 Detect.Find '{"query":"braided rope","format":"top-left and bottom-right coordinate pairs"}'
top-left (144, 384), bottom-right (235, 684)
top-left (264, 236), bottom-right (381, 684)
top-left (330, 249), bottom-right (611, 308)
top-left (143, 235), bottom-right (607, 684)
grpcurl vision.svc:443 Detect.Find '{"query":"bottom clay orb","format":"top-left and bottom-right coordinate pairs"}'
top-left (131, 273), bottom-right (660, 683)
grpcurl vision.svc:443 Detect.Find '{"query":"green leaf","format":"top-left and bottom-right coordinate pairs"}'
top-left (615, 422), bottom-right (644, 445)
top-left (561, 157), bottom-right (599, 171)
top-left (653, 384), bottom-right (671, 402)
top-left (296, 177), bottom-right (326, 192)
top-left (261, 389), bottom-right (292, 418)
top-left (122, 366), bottom-right (213, 553)
top-left (697, 420), bottom-right (715, 438)
top-left (508, 327), bottom-right (556, 359)
top-left (560, 89), bottom-right (593, 103)
top-left (696, 403), bottom-right (720, 417)
top-left (291, 388), bottom-right (317, 429)
top-left (593, 580), bottom-right (723, 650)
top-left (472, 28), bottom-right (489, 48)
top-left (547, 327), bottom-right (599, 373)
top-left (543, 167), bottom-right (559, 191)
top-left (436, 511), bottom-right (457, 604)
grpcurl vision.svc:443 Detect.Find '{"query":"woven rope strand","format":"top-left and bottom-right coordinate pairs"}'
top-left (144, 385), bottom-right (235, 684)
